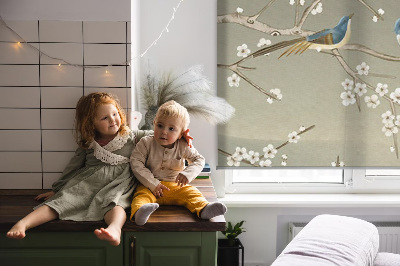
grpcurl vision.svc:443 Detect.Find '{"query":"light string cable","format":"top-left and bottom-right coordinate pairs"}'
top-left (0, 0), bottom-right (185, 69)
top-left (139, 0), bottom-right (184, 58)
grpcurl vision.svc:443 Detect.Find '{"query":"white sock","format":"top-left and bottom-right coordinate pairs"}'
top-left (200, 202), bottom-right (227, 219)
top-left (134, 203), bottom-right (159, 225)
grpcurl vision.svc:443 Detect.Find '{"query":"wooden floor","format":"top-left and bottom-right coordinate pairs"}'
top-left (0, 178), bottom-right (225, 232)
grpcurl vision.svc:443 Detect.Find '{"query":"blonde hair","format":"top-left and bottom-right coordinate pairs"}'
top-left (74, 92), bottom-right (128, 149)
top-left (154, 100), bottom-right (190, 131)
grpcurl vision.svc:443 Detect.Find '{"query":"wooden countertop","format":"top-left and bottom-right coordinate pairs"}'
top-left (0, 178), bottom-right (225, 233)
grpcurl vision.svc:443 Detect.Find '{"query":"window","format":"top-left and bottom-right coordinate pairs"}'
top-left (225, 169), bottom-right (400, 194)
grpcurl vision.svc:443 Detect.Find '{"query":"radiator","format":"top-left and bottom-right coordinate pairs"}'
top-left (289, 222), bottom-right (400, 254)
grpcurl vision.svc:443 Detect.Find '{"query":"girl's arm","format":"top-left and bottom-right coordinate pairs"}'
top-left (179, 140), bottom-right (205, 184)
top-left (51, 148), bottom-right (86, 192)
top-left (132, 129), bottom-right (153, 144)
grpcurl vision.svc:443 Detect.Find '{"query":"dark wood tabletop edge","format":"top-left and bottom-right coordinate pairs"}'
top-left (0, 178), bottom-right (226, 233)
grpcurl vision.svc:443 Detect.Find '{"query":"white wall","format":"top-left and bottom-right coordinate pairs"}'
top-left (0, 1), bottom-right (131, 189)
top-left (0, 0), bottom-right (130, 21)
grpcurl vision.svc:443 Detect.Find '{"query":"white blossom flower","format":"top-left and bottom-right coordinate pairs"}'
top-left (237, 44), bottom-right (250, 58)
top-left (259, 159), bottom-right (272, 167)
top-left (390, 146), bottom-right (396, 153)
top-left (270, 88), bottom-right (283, 100)
top-left (331, 161), bottom-right (337, 167)
top-left (311, 3), bottom-right (322, 15)
top-left (378, 8), bottom-right (385, 15)
top-left (340, 91), bottom-right (356, 106)
top-left (375, 83), bottom-right (388, 96)
top-left (236, 7), bottom-right (243, 14)
top-left (267, 98), bottom-right (274, 104)
top-left (299, 126), bottom-right (305, 132)
top-left (289, 0), bottom-right (295, 5)
top-left (382, 122), bottom-right (398, 137)
top-left (227, 73), bottom-right (240, 87)
top-left (257, 38), bottom-right (272, 48)
top-left (364, 94), bottom-right (380, 108)
top-left (339, 161), bottom-right (345, 167)
top-left (356, 62), bottom-right (369, 75)
top-left (354, 83), bottom-right (367, 96)
top-left (234, 147), bottom-right (248, 161)
top-left (382, 111), bottom-right (395, 124)
top-left (281, 154), bottom-right (288, 160)
top-left (372, 16), bottom-right (378, 22)
top-left (263, 144), bottom-right (277, 159)
top-left (288, 131), bottom-right (300, 143)
top-left (281, 161), bottom-right (287, 166)
top-left (300, 0), bottom-right (305, 6)
top-left (395, 115), bottom-right (400, 126)
top-left (341, 78), bottom-right (354, 91)
top-left (247, 150), bottom-right (260, 165)
top-left (227, 154), bottom-right (240, 166)
top-left (390, 88), bottom-right (400, 104)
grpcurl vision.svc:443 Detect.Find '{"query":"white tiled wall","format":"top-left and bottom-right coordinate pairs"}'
top-left (0, 20), bottom-right (131, 189)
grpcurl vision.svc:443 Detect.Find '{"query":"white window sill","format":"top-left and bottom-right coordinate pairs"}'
top-left (219, 193), bottom-right (400, 208)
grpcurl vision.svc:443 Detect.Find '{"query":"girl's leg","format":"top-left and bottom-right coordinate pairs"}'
top-left (7, 205), bottom-right (58, 239)
top-left (94, 205), bottom-right (126, 246)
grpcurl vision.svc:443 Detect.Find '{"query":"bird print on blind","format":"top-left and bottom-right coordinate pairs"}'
top-left (395, 18), bottom-right (400, 45)
top-left (252, 14), bottom-right (354, 59)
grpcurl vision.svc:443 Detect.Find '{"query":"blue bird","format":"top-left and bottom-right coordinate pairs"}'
top-left (252, 14), bottom-right (353, 58)
top-left (394, 18), bottom-right (400, 45)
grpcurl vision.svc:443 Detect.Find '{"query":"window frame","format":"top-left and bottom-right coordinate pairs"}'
top-left (224, 169), bottom-right (400, 194)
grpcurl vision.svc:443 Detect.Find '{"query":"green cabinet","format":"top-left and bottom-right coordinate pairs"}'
top-left (0, 232), bottom-right (122, 266)
top-left (0, 231), bottom-right (218, 266)
top-left (124, 232), bottom-right (217, 266)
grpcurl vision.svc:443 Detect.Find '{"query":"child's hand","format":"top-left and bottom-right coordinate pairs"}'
top-left (175, 174), bottom-right (189, 187)
top-left (182, 129), bottom-right (193, 148)
top-left (152, 183), bottom-right (170, 198)
top-left (35, 191), bottom-right (55, 201)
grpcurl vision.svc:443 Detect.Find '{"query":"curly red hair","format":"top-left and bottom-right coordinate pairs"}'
top-left (74, 92), bottom-right (128, 149)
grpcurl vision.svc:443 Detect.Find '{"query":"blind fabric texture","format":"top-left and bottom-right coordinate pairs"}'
top-left (217, 0), bottom-right (400, 167)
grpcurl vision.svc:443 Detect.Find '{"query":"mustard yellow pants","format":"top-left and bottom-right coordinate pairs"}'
top-left (130, 181), bottom-right (209, 221)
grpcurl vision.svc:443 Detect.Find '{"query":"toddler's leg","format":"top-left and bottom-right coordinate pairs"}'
top-left (164, 184), bottom-right (209, 217)
top-left (130, 184), bottom-right (158, 225)
top-left (94, 206), bottom-right (126, 246)
top-left (200, 202), bottom-right (227, 220)
top-left (7, 205), bottom-right (58, 239)
top-left (134, 203), bottom-right (159, 225)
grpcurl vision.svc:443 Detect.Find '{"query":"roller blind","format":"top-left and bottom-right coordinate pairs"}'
top-left (217, 0), bottom-right (400, 167)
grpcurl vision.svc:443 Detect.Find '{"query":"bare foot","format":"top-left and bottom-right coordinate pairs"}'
top-left (94, 227), bottom-right (121, 246)
top-left (7, 222), bottom-right (27, 239)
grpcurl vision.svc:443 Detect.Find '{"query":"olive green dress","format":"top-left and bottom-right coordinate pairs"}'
top-left (34, 129), bottom-right (151, 221)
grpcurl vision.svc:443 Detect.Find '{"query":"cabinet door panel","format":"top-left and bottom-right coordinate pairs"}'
top-left (0, 232), bottom-right (122, 266)
top-left (124, 232), bottom-right (217, 266)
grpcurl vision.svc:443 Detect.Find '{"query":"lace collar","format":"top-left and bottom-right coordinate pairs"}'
top-left (89, 129), bottom-right (131, 165)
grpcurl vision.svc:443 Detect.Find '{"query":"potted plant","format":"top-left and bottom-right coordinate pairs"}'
top-left (218, 221), bottom-right (245, 266)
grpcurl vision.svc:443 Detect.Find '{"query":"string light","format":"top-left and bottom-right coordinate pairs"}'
top-left (0, 0), bottom-right (185, 68)
top-left (140, 0), bottom-right (184, 58)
